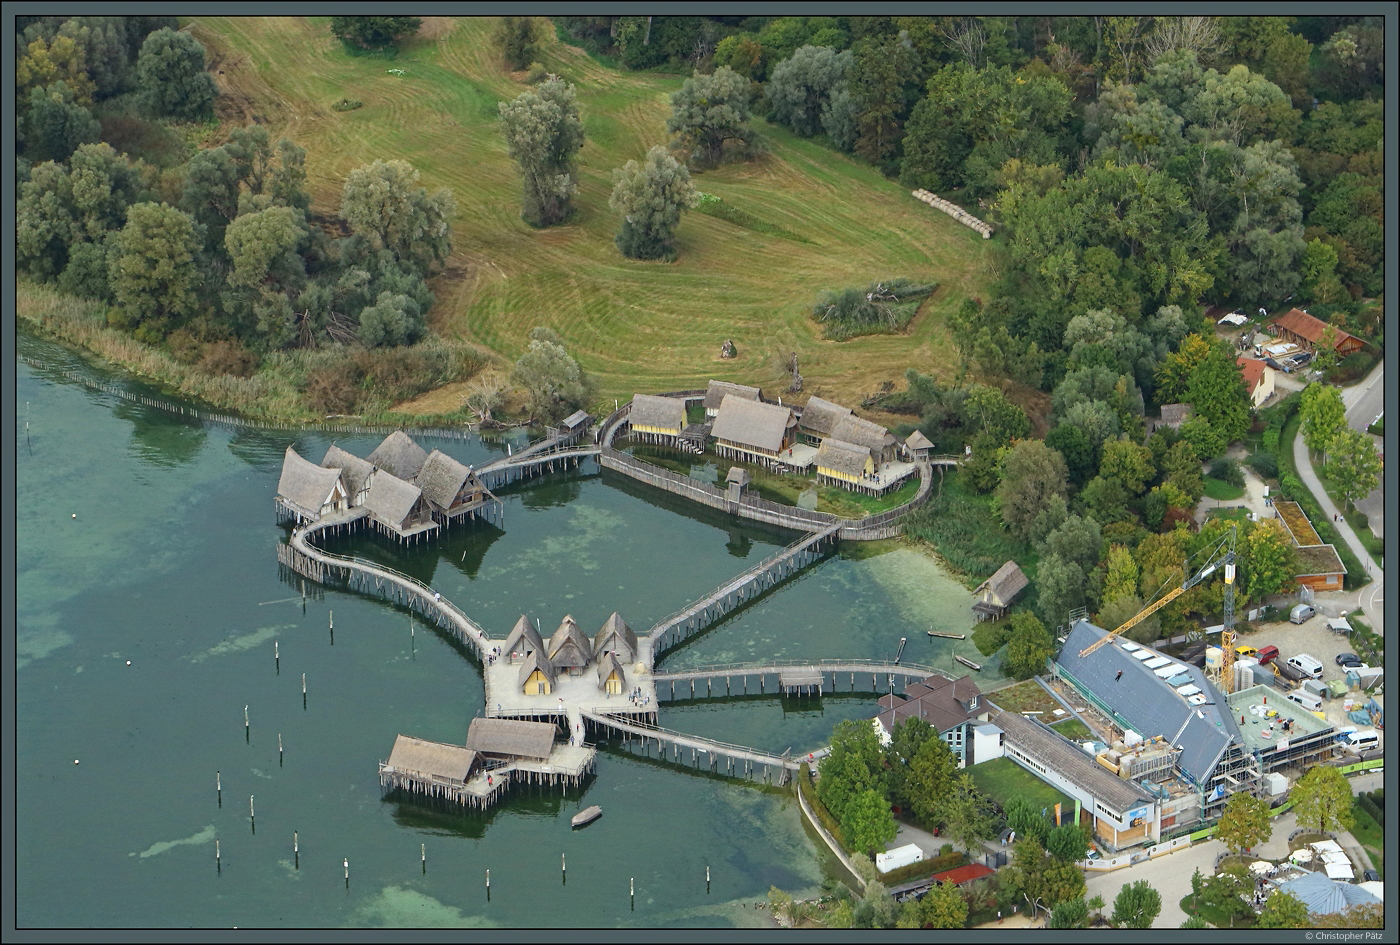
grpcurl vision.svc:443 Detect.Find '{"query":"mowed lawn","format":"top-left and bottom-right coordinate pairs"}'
top-left (969, 756), bottom-right (1075, 819)
top-left (188, 17), bottom-right (992, 408)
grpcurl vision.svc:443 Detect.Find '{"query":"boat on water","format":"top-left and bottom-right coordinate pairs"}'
top-left (571, 805), bottom-right (602, 828)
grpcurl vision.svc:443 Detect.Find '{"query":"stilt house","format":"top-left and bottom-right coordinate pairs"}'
top-left (277, 447), bottom-right (349, 523)
top-left (710, 394), bottom-right (798, 467)
top-left (518, 650), bottom-right (557, 695)
top-left (704, 380), bottom-right (762, 418)
top-left (415, 449), bottom-right (496, 526)
top-left (628, 394), bottom-right (687, 445)
top-left (384, 735), bottom-right (477, 786)
top-left (502, 615), bottom-right (546, 664)
top-left (321, 444), bottom-right (376, 507)
top-left (797, 395), bottom-right (852, 444)
top-left (368, 430), bottom-right (429, 482)
top-left (548, 615), bottom-right (593, 676)
top-left (972, 561), bottom-right (1029, 622)
top-left (363, 470), bottom-right (438, 541)
top-left (905, 430), bottom-right (935, 461)
top-left (814, 438), bottom-right (875, 489)
top-left (594, 612), bottom-right (637, 663)
top-left (829, 414), bottom-right (898, 465)
top-left (465, 718), bottom-right (557, 765)
top-left (597, 653), bottom-right (627, 695)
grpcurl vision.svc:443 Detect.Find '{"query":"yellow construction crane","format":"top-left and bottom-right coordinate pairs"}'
top-left (1079, 526), bottom-right (1238, 684)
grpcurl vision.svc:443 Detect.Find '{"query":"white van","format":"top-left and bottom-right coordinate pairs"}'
top-left (1287, 689), bottom-right (1323, 712)
top-left (1286, 653), bottom-right (1324, 679)
top-left (1290, 604), bottom-right (1316, 624)
top-left (1340, 729), bottom-right (1380, 754)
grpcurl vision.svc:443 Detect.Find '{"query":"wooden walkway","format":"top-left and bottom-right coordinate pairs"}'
top-left (474, 444), bottom-right (601, 491)
top-left (648, 523), bottom-right (844, 657)
top-left (581, 710), bottom-right (796, 784)
top-left (649, 660), bottom-right (949, 700)
top-left (283, 517), bottom-right (493, 660)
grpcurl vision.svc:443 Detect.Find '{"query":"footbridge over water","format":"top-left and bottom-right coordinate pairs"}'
top-left (580, 710), bottom-right (798, 785)
top-left (474, 444), bottom-right (600, 491)
top-left (648, 660), bottom-right (948, 701)
top-left (648, 522), bottom-right (844, 656)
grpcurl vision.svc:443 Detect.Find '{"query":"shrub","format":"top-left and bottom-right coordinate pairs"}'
top-left (524, 62), bottom-right (549, 84)
top-left (332, 98), bottom-right (363, 111)
top-left (1246, 450), bottom-right (1278, 479)
top-left (812, 278), bottom-right (937, 341)
top-left (1209, 458), bottom-right (1244, 488)
top-left (304, 357), bottom-right (365, 414)
top-left (198, 338), bottom-right (259, 378)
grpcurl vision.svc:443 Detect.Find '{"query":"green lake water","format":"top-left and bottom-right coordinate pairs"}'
top-left (14, 334), bottom-right (986, 928)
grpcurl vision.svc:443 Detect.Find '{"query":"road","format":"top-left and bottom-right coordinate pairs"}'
top-left (1341, 362), bottom-right (1384, 541)
top-left (1292, 362), bottom-right (1384, 639)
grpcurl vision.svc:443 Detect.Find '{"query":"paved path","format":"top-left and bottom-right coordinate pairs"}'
top-left (1341, 362), bottom-right (1384, 541)
top-left (1292, 385), bottom-right (1384, 639)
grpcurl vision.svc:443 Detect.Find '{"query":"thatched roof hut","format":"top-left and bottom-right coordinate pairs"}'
top-left (517, 649), bottom-right (557, 695)
top-left (830, 415), bottom-right (897, 462)
top-left (704, 380), bottom-right (762, 416)
top-left (798, 395), bottom-right (852, 438)
top-left (321, 444), bottom-right (376, 506)
top-left (465, 717), bottom-right (556, 761)
top-left (711, 394), bottom-right (796, 457)
top-left (368, 431), bottom-right (429, 482)
top-left (815, 437), bottom-right (874, 480)
top-left (629, 394), bottom-right (687, 436)
top-left (363, 470), bottom-right (435, 535)
top-left (549, 615), bottom-right (593, 671)
top-left (415, 449), bottom-right (490, 518)
top-left (502, 615), bottom-right (546, 662)
top-left (597, 652), bottom-right (627, 693)
top-left (972, 561), bottom-right (1029, 621)
top-left (594, 612), bottom-right (637, 662)
top-left (385, 735), bottom-right (477, 782)
top-left (278, 446), bottom-right (348, 520)
top-left (905, 430), bottom-right (934, 458)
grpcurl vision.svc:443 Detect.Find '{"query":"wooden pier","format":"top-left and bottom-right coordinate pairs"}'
top-left (648, 660), bottom-right (952, 701)
top-left (649, 522), bottom-right (844, 657)
top-left (582, 711), bottom-right (796, 785)
top-left (475, 444), bottom-right (600, 492)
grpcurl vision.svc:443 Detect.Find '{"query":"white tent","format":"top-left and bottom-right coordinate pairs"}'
top-left (1249, 861), bottom-right (1273, 875)
top-left (1324, 861), bottom-right (1354, 881)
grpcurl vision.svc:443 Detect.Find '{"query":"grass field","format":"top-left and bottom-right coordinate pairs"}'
top-left (968, 756), bottom-right (1074, 816)
top-left (1202, 477), bottom-right (1245, 501)
top-left (181, 16), bottom-right (993, 414)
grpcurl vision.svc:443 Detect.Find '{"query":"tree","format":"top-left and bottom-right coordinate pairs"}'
top-left (1046, 823), bottom-right (1089, 863)
top-left (1216, 791), bottom-right (1271, 855)
top-left (1006, 796), bottom-right (1052, 847)
top-left (666, 66), bottom-right (755, 169)
top-left (135, 28), bottom-right (215, 120)
top-left (938, 773), bottom-right (992, 857)
top-left (1240, 519), bottom-right (1297, 604)
top-left (510, 326), bottom-right (592, 423)
top-left (1048, 897), bottom-right (1089, 929)
top-left (1180, 913), bottom-right (1210, 929)
top-left (1046, 424), bottom-right (1095, 486)
top-left (1184, 345), bottom-right (1250, 450)
top-left (17, 34), bottom-right (97, 107)
top-left (499, 76), bottom-right (585, 227)
top-left (16, 161), bottom-right (79, 279)
top-left (494, 15), bottom-right (545, 69)
top-left (182, 145), bottom-right (242, 251)
top-left (1258, 889), bottom-right (1310, 929)
top-left (768, 45), bottom-right (852, 138)
top-left (849, 32), bottom-right (921, 169)
top-left (1003, 611), bottom-right (1054, 680)
top-left (330, 16), bottom-right (421, 51)
top-left (340, 159), bottom-right (454, 272)
top-left (223, 204), bottom-right (308, 347)
top-left (842, 787), bottom-right (897, 856)
top-left (919, 879), bottom-right (969, 929)
top-left (609, 145), bottom-right (698, 261)
top-left (905, 734), bottom-right (958, 827)
top-left (1112, 879), bottom-right (1162, 929)
top-left (24, 82), bottom-right (100, 164)
top-left (995, 439), bottom-right (1070, 542)
top-left (1039, 857), bottom-right (1087, 907)
top-left (1299, 382), bottom-right (1347, 461)
top-left (1098, 436), bottom-right (1155, 497)
top-left (1326, 429), bottom-right (1381, 512)
top-left (356, 292), bottom-right (423, 348)
top-left (1291, 766), bottom-right (1354, 835)
top-left (964, 384), bottom-right (1030, 446)
top-left (884, 716), bottom-right (933, 810)
top-left (1036, 553), bottom-right (1085, 628)
top-left (108, 202), bottom-right (201, 342)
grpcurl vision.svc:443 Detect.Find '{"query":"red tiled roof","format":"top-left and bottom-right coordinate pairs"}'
top-left (932, 863), bottom-right (995, 885)
top-left (1271, 309), bottom-right (1359, 350)
top-left (1237, 357), bottom-right (1266, 392)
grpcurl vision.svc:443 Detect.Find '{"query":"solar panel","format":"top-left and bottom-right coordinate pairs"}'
top-left (1120, 642), bottom-right (1140, 652)
top-left (1144, 656), bottom-right (1171, 669)
top-left (1132, 650), bottom-right (1154, 661)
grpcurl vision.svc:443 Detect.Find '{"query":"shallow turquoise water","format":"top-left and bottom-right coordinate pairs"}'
top-left (15, 335), bottom-right (978, 927)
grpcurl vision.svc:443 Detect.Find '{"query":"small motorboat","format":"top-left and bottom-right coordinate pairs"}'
top-left (571, 805), bottom-right (602, 828)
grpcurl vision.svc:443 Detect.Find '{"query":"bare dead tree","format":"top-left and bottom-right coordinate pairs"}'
top-left (1143, 15), bottom-right (1220, 68)
top-left (934, 16), bottom-right (987, 68)
top-left (465, 376), bottom-right (507, 426)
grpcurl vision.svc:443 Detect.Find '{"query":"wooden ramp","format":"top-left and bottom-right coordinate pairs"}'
top-left (582, 711), bottom-right (796, 786)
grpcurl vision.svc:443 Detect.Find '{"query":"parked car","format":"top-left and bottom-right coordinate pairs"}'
top-left (1336, 653), bottom-right (1364, 667)
top-left (1363, 870), bottom-right (1380, 882)
top-left (1290, 603), bottom-right (1316, 624)
top-left (1256, 645), bottom-right (1280, 665)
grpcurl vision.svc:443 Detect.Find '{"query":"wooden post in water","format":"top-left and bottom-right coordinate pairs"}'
top-left (215, 838), bottom-right (220, 873)
top-left (216, 770), bottom-right (221, 807)
top-left (274, 640), bottom-right (279, 674)
top-left (244, 705), bottom-right (249, 742)
top-left (278, 733), bottom-right (283, 767)
top-left (630, 876), bottom-right (635, 911)
top-left (329, 610), bottom-right (333, 646)
top-left (562, 852), bottom-right (566, 885)
top-left (249, 795), bottom-right (255, 834)
top-left (344, 857), bottom-right (349, 887)
top-left (303, 673), bottom-right (307, 710)
top-left (706, 865), bottom-right (710, 893)
top-left (294, 831), bottom-right (299, 869)
top-left (422, 843), bottom-right (426, 874)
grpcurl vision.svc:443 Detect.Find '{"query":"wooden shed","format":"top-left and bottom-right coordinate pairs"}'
top-left (594, 612), bottom-right (637, 663)
top-left (548, 615), bottom-right (593, 675)
top-left (321, 445), bottom-right (376, 507)
top-left (1270, 308), bottom-right (1365, 356)
top-left (518, 650), bottom-right (557, 695)
top-left (972, 561), bottom-right (1029, 622)
top-left (558, 409), bottom-right (593, 442)
top-left (710, 394), bottom-right (798, 467)
top-left (384, 735), bottom-right (477, 784)
top-left (1294, 545), bottom-right (1347, 591)
top-left (415, 449), bottom-right (495, 525)
top-left (277, 446), bottom-right (349, 524)
top-left (905, 429), bottom-right (935, 460)
top-left (629, 394), bottom-right (687, 445)
top-left (368, 430), bottom-right (429, 482)
top-left (465, 717), bottom-right (557, 762)
top-left (502, 615), bottom-right (546, 664)
top-left (704, 380), bottom-right (762, 418)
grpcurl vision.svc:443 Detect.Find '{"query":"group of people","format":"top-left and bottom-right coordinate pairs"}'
top-left (486, 645), bottom-right (502, 666)
top-left (629, 687), bottom-right (650, 707)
